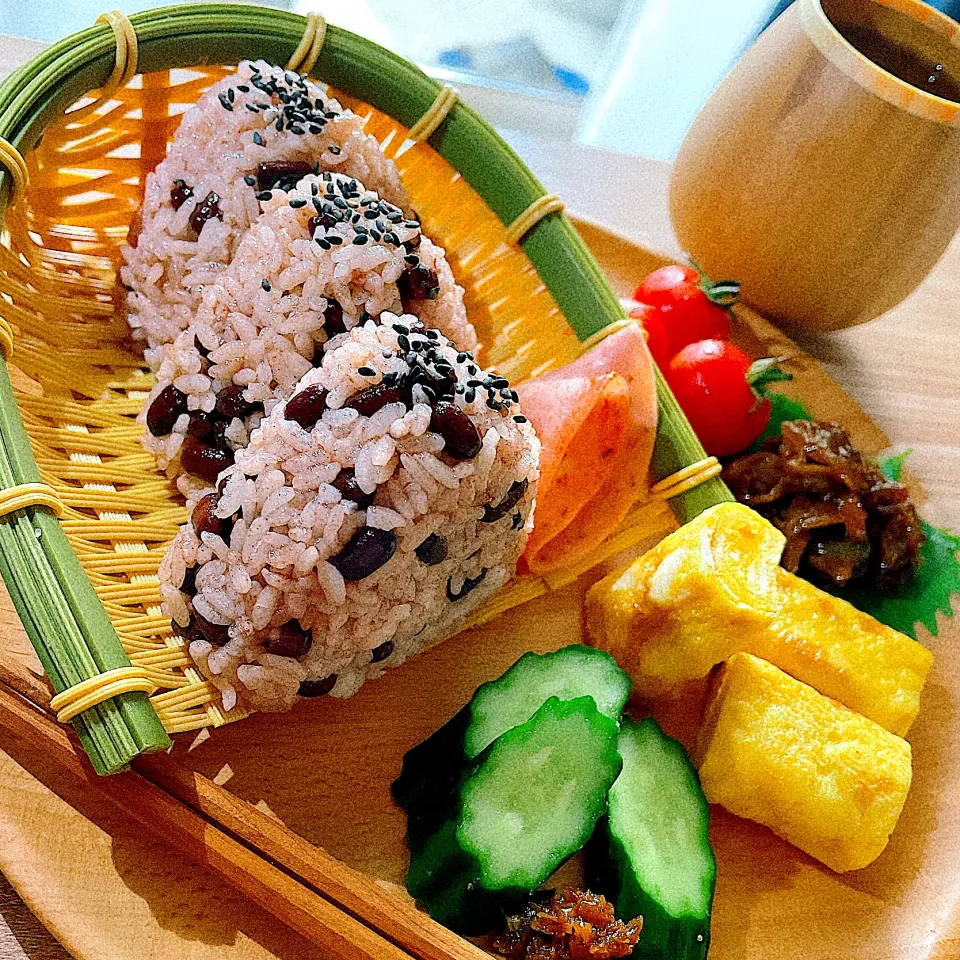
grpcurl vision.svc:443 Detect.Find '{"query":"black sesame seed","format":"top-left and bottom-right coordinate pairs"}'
top-left (315, 237), bottom-right (331, 250)
top-left (309, 125), bottom-right (323, 134)
top-left (218, 92), bottom-right (233, 111)
top-left (244, 175), bottom-right (256, 186)
top-left (513, 415), bottom-right (528, 424)
top-left (457, 353), bottom-right (467, 363)
top-left (245, 103), bottom-right (259, 112)
top-left (393, 323), bottom-right (410, 334)
top-left (328, 145), bottom-right (341, 155)
top-left (227, 88), bottom-right (235, 102)
top-left (256, 190), bottom-right (272, 201)
top-left (289, 198), bottom-right (307, 208)
top-left (465, 388), bottom-right (476, 404)
top-left (237, 84), bottom-right (250, 92)
top-left (353, 235), bottom-right (368, 245)
top-left (289, 125), bottom-right (304, 135)
top-left (447, 569), bottom-right (488, 602)
top-left (370, 230), bottom-right (382, 241)
top-left (327, 235), bottom-right (343, 245)
top-left (358, 366), bottom-right (375, 377)
top-left (512, 511), bottom-right (525, 530)
top-left (253, 131), bottom-right (264, 145)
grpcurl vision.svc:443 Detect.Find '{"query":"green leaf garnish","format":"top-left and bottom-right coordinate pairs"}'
top-left (748, 391), bottom-right (812, 451)
top-left (815, 453), bottom-right (959, 638)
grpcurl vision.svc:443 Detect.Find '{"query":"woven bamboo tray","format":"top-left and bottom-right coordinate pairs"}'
top-left (0, 5), bottom-right (730, 776)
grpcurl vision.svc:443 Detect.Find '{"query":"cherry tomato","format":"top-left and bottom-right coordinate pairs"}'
top-left (665, 340), bottom-right (786, 457)
top-left (633, 264), bottom-right (738, 370)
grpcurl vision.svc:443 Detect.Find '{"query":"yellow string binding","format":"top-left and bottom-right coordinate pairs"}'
top-left (504, 194), bottom-right (565, 246)
top-left (50, 666), bottom-right (156, 724)
top-left (0, 482), bottom-right (64, 520)
top-left (88, 11), bottom-right (139, 111)
top-left (0, 137), bottom-right (28, 207)
top-left (287, 12), bottom-right (327, 75)
top-left (650, 458), bottom-right (723, 501)
top-left (408, 84), bottom-right (459, 143)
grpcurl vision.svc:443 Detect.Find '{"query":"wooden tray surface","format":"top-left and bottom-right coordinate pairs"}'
top-left (0, 221), bottom-right (956, 960)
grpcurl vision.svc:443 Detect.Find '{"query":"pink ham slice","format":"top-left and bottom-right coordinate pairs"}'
top-left (516, 325), bottom-right (658, 576)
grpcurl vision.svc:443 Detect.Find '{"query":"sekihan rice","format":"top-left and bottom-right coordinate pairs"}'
top-left (158, 317), bottom-right (539, 713)
top-left (121, 60), bottom-right (409, 368)
top-left (140, 171), bottom-right (476, 497)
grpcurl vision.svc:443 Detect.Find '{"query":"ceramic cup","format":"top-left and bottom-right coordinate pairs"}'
top-left (671, 0), bottom-right (960, 332)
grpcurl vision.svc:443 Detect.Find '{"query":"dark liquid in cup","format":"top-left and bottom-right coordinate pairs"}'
top-left (825, 0), bottom-right (960, 103)
top-left (839, 24), bottom-right (960, 102)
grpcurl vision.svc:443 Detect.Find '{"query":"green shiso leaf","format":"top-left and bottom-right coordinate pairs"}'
top-left (749, 391), bottom-right (812, 452)
top-left (821, 453), bottom-right (960, 640)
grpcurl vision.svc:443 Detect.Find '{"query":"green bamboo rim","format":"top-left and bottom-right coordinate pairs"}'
top-left (0, 5), bottom-right (731, 770)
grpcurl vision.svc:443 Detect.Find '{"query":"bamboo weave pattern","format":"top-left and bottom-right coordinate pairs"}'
top-left (0, 66), bottom-right (677, 732)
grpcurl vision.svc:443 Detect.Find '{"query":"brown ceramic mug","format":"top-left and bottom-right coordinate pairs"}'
top-left (671, 0), bottom-right (960, 332)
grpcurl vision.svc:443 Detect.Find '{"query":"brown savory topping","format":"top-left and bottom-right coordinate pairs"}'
top-left (188, 191), bottom-right (223, 234)
top-left (332, 468), bottom-right (374, 508)
top-left (430, 401), bottom-right (482, 460)
top-left (146, 384), bottom-right (188, 436)
top-left (723, 420), bottom-right (925, 589)
top-left (481, 479), bottom-right (529, 523)
top-left (370, 640), bottom-right (394, 663)
top-left (344, 382), bottom-right (412, 417)
top-left (180, 436), bottom-right (233, 484)
top-left (298, 674), bottom-right (337, 698)
top-left (285, 385), bottom-right (329, 430)
top-left (330, 526), bottom-right (397, 581)
top-left (170, 179), bottom-right (194, 211)
top-left (492, 888), bottom-right (642, 960)
top-left (256, 160), bottom-right (315, 192)
top-left (415, 533), bottom-right (448, 566)
top-left (266, 621), bottom-right (313, 659)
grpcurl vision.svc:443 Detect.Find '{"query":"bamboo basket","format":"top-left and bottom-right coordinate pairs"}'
top-left (0, 4), bottom-right (732, 774)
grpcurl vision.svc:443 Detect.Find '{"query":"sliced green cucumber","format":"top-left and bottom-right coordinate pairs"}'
top-left (406, 696), bottom-right (622, 934)
top-left (602, 718), bottom-right (716, 960)
top-left (464, 646), bottom-right (631, 758)
top-left (392, 644), bottom-right (630, 847)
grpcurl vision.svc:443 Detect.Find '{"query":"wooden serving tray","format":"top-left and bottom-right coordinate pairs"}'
top-left (0, 221), bottom-right (957, 960)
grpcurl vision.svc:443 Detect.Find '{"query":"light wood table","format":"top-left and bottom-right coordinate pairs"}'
top-left (1, 33), bottom-right (959, 960)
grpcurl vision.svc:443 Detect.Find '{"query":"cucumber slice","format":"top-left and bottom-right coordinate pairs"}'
top-left (392, 644), bottom-right (630, 845)
top-left (465, 646), bottom-right (631, 758)
top-left (406, 696), bottom-right (623, 934)
top-left (602, 718), bottom-right (716, 960)
top-left (459, 695), bottom-right (622, 890)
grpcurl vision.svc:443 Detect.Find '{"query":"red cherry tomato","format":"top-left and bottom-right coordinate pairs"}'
top-left (633, 264), bottom-right (737, 369)
top-left (665, 340), bottom-right (781, 457)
